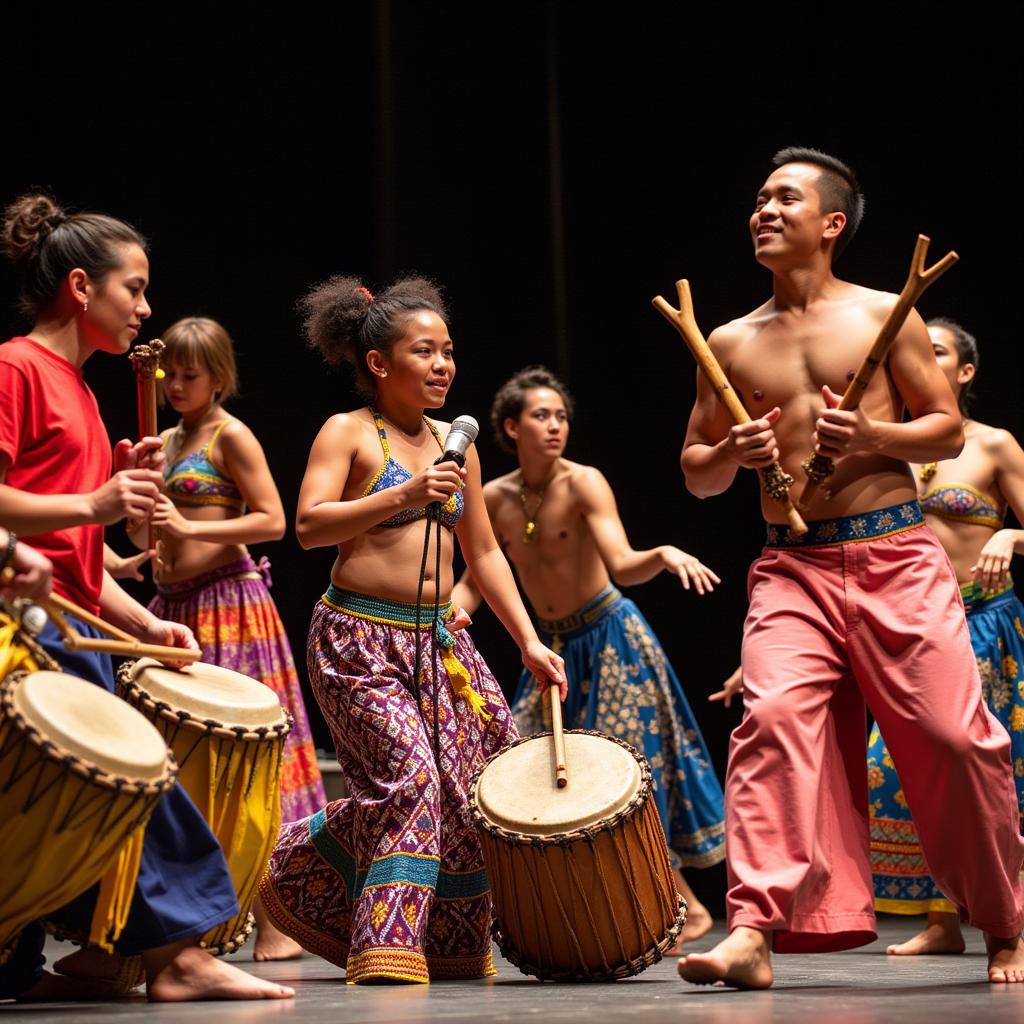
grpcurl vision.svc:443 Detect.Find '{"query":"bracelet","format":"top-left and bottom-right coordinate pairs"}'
top-left (0, 529), bottom-right (17, 570)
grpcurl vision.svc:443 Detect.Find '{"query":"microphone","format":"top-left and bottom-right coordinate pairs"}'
top-left (435, 415), bottom-right (479, 468)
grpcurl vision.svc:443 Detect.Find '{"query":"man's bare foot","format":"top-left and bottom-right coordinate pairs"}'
top-left (252, 895), bottom-right (304, 962)
top-left (144, 942), bottom-right (294, 1001)
top-left (677, 926), bottom-right (773, 989)
top-left (985, 933), bottom-right (1024, 983)
top-left (16, 970), bottom-right (119, 1002)
top-left (53, 948), bottom-right (145, 992)
top-left (887, 912), bottom-right (965, 955)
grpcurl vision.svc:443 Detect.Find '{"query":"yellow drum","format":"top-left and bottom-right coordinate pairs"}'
top-left (471, 730), bottom-right (685, 981)
top-left (117, 658), bottom-right (291, 954)
top-left (0, 670), bottom-right (176, 961)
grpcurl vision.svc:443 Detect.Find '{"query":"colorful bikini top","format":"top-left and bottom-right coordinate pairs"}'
top-left (163, 419), bottom-right (245, 512)
top-left (365, 409), bottom-right (464, 530)
top-left (918, 465), bottom-right (1005, 529)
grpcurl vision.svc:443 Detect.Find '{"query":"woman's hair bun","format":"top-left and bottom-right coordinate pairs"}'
top-left (2, 194), bottom-right (68, 264)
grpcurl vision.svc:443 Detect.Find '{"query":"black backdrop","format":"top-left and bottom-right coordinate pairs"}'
top-left (3, 4), bottom-right (1021, 911)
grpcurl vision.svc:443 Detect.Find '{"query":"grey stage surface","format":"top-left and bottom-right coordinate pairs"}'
top-left (4, 918), bottom-right (1022, 1022)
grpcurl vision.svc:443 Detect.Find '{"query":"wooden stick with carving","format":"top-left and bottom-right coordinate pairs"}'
top-left (653, 279), bottom-right (808, 536)
top-left (128, 339), bottom-right (165, 568)
top-left (798, 234), bottom-right (959, 513)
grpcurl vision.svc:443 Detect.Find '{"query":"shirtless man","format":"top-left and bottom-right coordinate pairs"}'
top-left (676, 147), bottom-right (1024, 987)
top-left (453, 366), bottom-right (725, 943)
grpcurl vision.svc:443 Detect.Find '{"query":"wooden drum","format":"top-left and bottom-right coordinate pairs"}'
top-left (470, 730), bottom-right (686, 981)
top-left (0, 670), bottom-right (175, 960)
top-left (117, 658), bottom-right (291, 954)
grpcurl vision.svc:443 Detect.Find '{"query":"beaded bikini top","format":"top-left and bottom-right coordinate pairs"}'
top-left (918, 465), bottom-right (1004, 529)
top-left (365, 409), bottom-right (464, 530)
top-left (164, 419), bottom-right (245, 512)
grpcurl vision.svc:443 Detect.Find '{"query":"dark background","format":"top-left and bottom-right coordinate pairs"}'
top-left (3, 4), bottom-right (1021, 912)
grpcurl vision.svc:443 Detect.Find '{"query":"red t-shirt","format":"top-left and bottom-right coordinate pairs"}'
top-left (0, 338), bottom-right (112, 613)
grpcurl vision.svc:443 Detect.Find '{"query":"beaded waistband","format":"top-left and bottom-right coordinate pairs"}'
top-left (320, 586), bottom-right (492, 722)
top-left (961, 576), bottom-right (1016, 614)
top-left (536, 585), bottom-right (622, 637)
top-left (321, 585), bottom-right (454, 630)
top-left (765, 501), bottom-right (924, 549)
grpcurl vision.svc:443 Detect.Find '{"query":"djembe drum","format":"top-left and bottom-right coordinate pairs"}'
top-left (471, 730), bottom-right (686, 981)
top-left (0, 670), bottom-right (176, 961)
top-left (117, 658), bottom-right (290, 954)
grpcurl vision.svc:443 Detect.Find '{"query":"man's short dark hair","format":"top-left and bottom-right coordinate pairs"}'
top-left (772, 146), bottom-right (865, 258)
top-left (490, 365), bottom-right (574, 453)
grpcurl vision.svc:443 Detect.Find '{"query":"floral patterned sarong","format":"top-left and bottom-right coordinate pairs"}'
top-left (869, 579), bottom-right (1024, 913)
top-left (511, 585), bottom-right (725, 869)
top-left (259, 589), bottom-right (517, 983)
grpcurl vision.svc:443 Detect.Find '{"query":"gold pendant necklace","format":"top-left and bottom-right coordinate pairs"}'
top-left (519, 472), bottom-right (551, 544)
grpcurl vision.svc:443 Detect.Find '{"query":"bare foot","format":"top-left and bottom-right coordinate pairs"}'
top-left (53, 948), bottom-right (145, 992)
top-left (679, 903), bottom-right (714, 947)
top-left (668, 869), bottom-right (713, 949)
top-left (252, 894), bottom-right (304, 962)
top-left (677, 926), bottom-right (773, 989)
top-left (887, 912), bottom-right (965, 956)
top-left (985, 933), bottom-right (1024, 983)
top-left (144, 942), bottom-right (294, 1001)
top-left (16, 970), bottom-right (120, 1002)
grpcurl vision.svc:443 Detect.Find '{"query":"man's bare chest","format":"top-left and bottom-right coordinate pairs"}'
top-left (727, 318), bottom-right (880, 411)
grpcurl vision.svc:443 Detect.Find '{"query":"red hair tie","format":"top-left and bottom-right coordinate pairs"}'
top-left (354, 286), bottom-right (374, 304)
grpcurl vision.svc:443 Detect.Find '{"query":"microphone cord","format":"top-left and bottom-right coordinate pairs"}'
top-left (412, 504), bottom-right (445, 767)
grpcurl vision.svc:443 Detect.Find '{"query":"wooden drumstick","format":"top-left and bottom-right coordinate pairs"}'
top-left (549, 684), bottom-right (568, 788)
top-left (653, 280), bottom-right (808, 536)
top-left (128, 339), bottom-right (165, 571)
top-left (39, 591), bottom-right (201, 664)
top-left (798, 235), bottom-right (959, 513)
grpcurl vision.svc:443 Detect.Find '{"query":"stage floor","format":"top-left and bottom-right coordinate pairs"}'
top-left (5, 917), bottom-right (1022, 1022)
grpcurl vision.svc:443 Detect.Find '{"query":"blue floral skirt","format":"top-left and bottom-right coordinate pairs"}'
top-left (511, 585), bottom-right (725, 869)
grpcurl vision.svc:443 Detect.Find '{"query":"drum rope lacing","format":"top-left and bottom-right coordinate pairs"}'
top-left (117, 668), bottom-right (291, 801)
top-left (469, 729), bottom-right (687, 981)
top-left (0, 681), bottom-right (175, 838)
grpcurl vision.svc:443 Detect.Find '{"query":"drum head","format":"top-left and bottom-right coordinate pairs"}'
top-left (475, 733), bottom-right (642, 835)
top-left (129, 658), bottom-right (285, 729)
top-left (12, 671), bottom-right (169, 781)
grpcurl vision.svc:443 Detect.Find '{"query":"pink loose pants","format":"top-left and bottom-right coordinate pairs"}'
top-left (729, 523), bottom-right (1024, 952)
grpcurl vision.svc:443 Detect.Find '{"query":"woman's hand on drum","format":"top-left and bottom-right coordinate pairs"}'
top-left (149, 495), bottom-right (195, 539)
top-left (399, 460), bottom-right (466, 508)
top-left (1, 541), bottom-right (53, 601)
top-left (141, 616), bottom-right (201, 667)
top-left (662, 546), bottom-right (721, 595)
top-left (523, 639), bottom-right (567, 701)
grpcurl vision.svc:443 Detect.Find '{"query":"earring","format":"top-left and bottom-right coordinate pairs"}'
top-left (83, 301), bottom-right (89, 313)
top-left (378, 371), bottom-right (387, 378)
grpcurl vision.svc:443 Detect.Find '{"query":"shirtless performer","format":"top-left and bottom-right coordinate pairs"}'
top-left (676, 147), bottom-right (1024, 987)
top-left (453, 367), bottom-right (725, 944)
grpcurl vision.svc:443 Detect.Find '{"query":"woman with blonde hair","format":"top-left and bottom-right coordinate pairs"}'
top-left (136, 316), bottom-right (326, 959)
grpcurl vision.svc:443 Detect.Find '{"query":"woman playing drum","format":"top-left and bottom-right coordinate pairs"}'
top-left (0, 194), bottom-right (292, 1001)
top-left (259, 275), bottom-right (564, 984)
top-left (867, 319), bottom-right (1024, 956)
